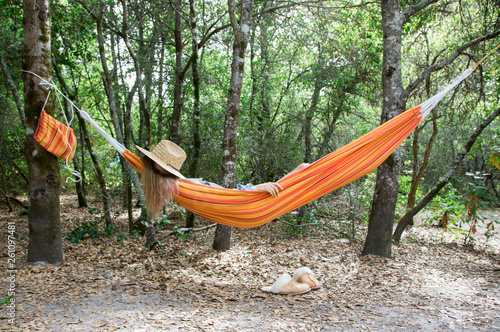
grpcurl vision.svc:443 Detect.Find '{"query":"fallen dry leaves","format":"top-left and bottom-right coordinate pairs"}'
top-left (0, 195), bottom-right (499, 331)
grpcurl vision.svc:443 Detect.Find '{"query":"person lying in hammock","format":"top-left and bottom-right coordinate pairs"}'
top-left (137, 140), bottom-right (309, 219)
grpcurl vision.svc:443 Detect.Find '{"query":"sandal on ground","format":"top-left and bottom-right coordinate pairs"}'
top-left (261, 273), bottom-right (311, 295)
top-left (293, 267), bottom-right (321, 290)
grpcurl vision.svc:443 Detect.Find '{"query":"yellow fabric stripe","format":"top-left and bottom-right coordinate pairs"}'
top-left (34, 110), bottom-right (77, 162)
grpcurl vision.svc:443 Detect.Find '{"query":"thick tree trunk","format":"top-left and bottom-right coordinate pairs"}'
top-left (362, 0), bottom-right (404, 257)
top-left (213, 0), bottom-right (254, 251)
top-left (22, 0), bottom-right (63, 264)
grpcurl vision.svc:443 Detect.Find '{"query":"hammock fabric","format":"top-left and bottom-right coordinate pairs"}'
top-left (123, 105), bottom-right (423, 228)
top-left (34, 110), bottom-right (77, 163)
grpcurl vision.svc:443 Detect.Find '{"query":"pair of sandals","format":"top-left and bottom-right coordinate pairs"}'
top-left (261, 267), bottom-right (321, 295)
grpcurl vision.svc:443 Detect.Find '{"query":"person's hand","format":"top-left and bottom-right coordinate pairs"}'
top-left (253, 182), bottom-right (283, 197)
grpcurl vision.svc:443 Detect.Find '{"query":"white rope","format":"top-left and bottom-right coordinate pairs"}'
top-left (54, 91), bottom-right (81, 183)
top-left (420, 68), bottom-right (474, 119)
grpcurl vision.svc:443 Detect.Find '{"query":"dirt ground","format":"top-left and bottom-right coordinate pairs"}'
top-left (1, 195), bottom-right (499, 331)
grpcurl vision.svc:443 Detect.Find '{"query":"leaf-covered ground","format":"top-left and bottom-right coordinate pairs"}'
top-left (1, 195), bottom-right (500, 331)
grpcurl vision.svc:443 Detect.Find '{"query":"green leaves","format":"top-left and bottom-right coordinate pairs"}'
top-left (0, 296), bottom-right (13, 306)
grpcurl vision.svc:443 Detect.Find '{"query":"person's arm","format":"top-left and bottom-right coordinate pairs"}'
top-left (252, 182), bottom-right (283, 197)
top-left (282, 163), bottom-right (310, 178)
top-left (252, 163), bottom-right (311, 197)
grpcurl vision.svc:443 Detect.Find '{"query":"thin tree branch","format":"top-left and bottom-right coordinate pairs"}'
top-left (0, 55), bottom-right (26, 129)
top-left (403, 30), bottom-right (500, 100)
top-left (0, 191), bottom-right (28, 210)
top-left (402, 0), bottom-right (440, 25)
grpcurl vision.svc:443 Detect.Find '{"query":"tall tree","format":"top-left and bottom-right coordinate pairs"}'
top-left (22, 0), bottom-right (63, 263)
top-left (363, 0), bottom-right (499, 257)
top-left (169, 0), bottom-right (185, 144)
top-left (213, 0), bottom-right (254, 251)
top-left (362, 0), bottom-right (409, 257)
top-left (185, 0), bottom-right (202, 229)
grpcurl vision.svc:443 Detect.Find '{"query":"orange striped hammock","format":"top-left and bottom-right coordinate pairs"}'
top-left (39, 66), bottom-right (476, 228)
top-left (119, 68), bottom-right (474, 228)
top-left (122, 104), bottom-right (423, 228)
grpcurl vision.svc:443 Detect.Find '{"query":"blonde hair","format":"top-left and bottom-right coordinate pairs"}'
top-left (140, 157), bottom-right (179, 220)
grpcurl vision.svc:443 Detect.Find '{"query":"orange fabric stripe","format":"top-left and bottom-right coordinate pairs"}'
top-left (123, 106), bottom-right (423, 228)
top-left (34, 110), bottom-right (77, 162)
top-left (123, 150), bottom-right (145, 174)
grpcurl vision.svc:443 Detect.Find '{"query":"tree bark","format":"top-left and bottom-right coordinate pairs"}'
top-left (22, 0), bottom-right (63, 264)
top-left (52, 57), bottom-right (88, 208)
top-left (169, 0), bottom-right (185, 144)
top-left (362, 0), bottom-right (404, 257)
top-left (157, 35), bottom-right (166, 141)
top-left (185, 0), bottom-right (202, 229)
top-left (0, 126), bottom-right (14, 212)
top-left (297, 50), bottom-right (323, 220)
top-left (393, 106), bottom-right (500, 242)
top-left (119, 0), bottom-right (150, 149)
top-left (77, 113), bottom-right (112, 225)
top-left (406, 118), bottom-right (438, 224)
top-left (213, 0), bottom-right (254, 251)
top-left (256, 9), bottom-right (272, 181)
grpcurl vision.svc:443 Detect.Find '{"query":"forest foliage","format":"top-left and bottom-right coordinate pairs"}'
top-left (1, 0), bottom-right (499, 242)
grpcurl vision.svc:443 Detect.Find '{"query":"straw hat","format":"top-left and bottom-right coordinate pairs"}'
top-left (136, 140), bottom-right (186, 179)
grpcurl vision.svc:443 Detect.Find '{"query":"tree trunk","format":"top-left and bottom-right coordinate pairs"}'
top-left (22, 0), bottom-right (63, 264)
top-left (77, 114), bottom-right (112, 225)
top-left (95, 0), bottom-right (150, 238)
top-left (185, 0), bottom-right (202, 229)
top-left (52, 58), bottom-right (88, 208)
top-left (66, 110), bottom-right (88, 209)
top-left (213, 0), bottom-right (254, 251)
top-left (297, 51), bottom-right (323, 220)
top-left (256, 10), bottom-right (272, 181)
top-left (119, 0), bottom-right (150, 149)
top-left (393, 106), bottom-right (500, 242)
top-left (0, 164), bottom-right (13, 212)
top-left (362, 0), bottom-right (404, 257)
top-left (303, 53), bottom-right (323, 165)
top-left (157, 36), bottom-right (166, 141)
top-left (0, 129), bottom-right (13, 212)
top-left (406, 118), bottom-right (438, 224)
top-left (169, 0), bottom-right (184, 144)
